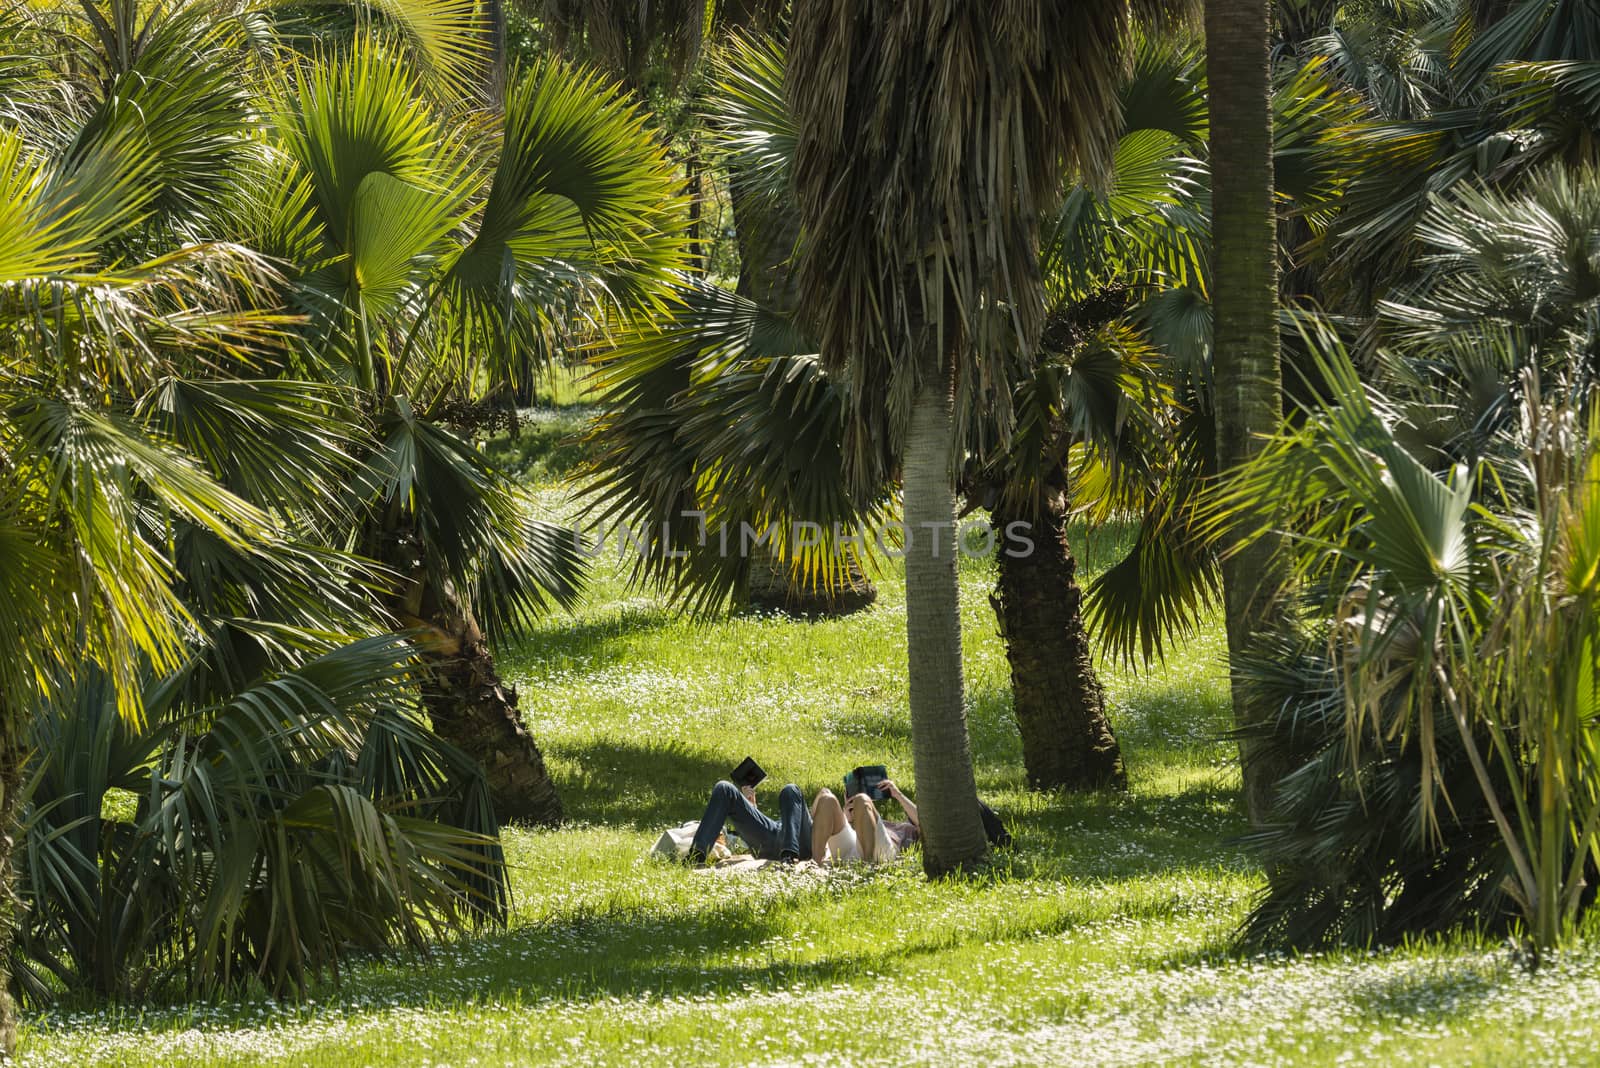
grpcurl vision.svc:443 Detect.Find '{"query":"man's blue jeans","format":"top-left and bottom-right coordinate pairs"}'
top-left (690, 781), bottom-right (811, 860)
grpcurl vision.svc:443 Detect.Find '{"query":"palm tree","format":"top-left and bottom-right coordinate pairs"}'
top-left (48, 0), bottom-right (690, 825)
top-left (233, 39), bottom-right (687, 822)
top-left (1205, 0), bottom-right (1292, 823)
top-left (1232, 167), bottom-right (1600, 954)
top-left (786, 2), bottom-right (1139, 873)
top-left (1202, 0), bottom-right (1600, 825)
top-left (0, 8), bottom-right (307, 1040)
top-left (584, 35), bottom-right (1240, 794)
top-left (984, 46), bottom-right (1220, 790)
top-left (0, 0), bottom-right (596, 1029)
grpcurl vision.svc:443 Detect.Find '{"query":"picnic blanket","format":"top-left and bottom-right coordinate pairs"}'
top-left (694, 857), bottom-right (823, 876)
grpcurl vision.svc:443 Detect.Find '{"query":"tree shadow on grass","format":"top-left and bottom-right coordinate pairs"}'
top-left (979, 771), bottom-right (1250, 883)
top-left (357, 859), bottom-right (1244, 1011)
top-left (1345, 957), bottom-right (1501, 1022)
top-left (548, 738), bottom-right (736, 830)
top-left (544, 705), bottom-right (1249, 883)
top-left (28, 784), bottom-right (1262, 1037)
top-left (499, 605), bottom-right (676, 678)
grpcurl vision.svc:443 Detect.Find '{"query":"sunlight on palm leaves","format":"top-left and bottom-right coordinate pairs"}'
top-left (1, 0), bottom-right (688, 1007)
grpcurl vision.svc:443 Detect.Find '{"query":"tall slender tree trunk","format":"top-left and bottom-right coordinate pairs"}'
top-left (686, 141), bottom-right (704, 275)
top-left (1206, 0), bottom-right (1291, 824)
top-left (992, 494), bottom-right (1127, 792)
top-left (482, 0), bottom-right (506, 104)
top-left (0, 732), bottom-right (22, 1056)
top-left (401, 576), bottom-right (563, 826)
top-left (902, 367), bottom-right (989, 876)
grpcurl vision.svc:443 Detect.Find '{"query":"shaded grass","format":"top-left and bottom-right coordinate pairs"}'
top-left (20, 495), bottom-right (1600, 1066)
top-left (481, 405), bottom-right (595, 484)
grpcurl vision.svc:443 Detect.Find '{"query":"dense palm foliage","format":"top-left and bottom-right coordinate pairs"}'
top-left (1236, 167), bottom-right (1600, 952)
top-left (1209, 0), bottom-right (1600, 951)
top-left (5, 0), bottom-right (1600, 1043)
top-left (15, 638), bottom-right (505, 1001)
top-left (0, 0), bottom-right (684, 1032)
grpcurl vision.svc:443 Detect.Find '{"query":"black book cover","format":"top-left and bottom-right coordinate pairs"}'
top-left (730, 756), bottom-right (766, 788)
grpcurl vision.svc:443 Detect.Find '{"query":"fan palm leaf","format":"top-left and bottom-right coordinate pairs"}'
top-left (583, 278), bottom-right (887, 615)
top-left (13, 637), bottom-right (509, 1001)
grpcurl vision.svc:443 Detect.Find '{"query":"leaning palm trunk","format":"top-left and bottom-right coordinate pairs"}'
top-left (903, 373), bottom-right (990, 875)
top-left (403, 579), bottom-right (563, 825)
top-left (1205, 0), bottom-right (1291, 824)
top-left (992, 495), bottom-right (1126, 791)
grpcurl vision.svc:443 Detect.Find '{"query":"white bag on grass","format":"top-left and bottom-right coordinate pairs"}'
top-left (649, 821), bottom-right (731, 861)
top-left (651, 821), bottom-right (699, 859)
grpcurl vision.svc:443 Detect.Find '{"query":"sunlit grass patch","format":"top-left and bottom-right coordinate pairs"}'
top-left (20, 503), bottom-right (1600, 1067)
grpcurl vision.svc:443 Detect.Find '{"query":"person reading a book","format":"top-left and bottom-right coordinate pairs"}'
top-left (687, 758), bottom-right (812, 865)
top-left (809, 776), bottom-right (919, 866)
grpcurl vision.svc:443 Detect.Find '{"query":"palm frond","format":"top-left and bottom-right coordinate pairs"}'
top-left (359, 0), bottom-right (493, 102)
top-left (441, 57), bottom-right (688, 390)
top-left (582, 279), bottom-right (889, 614)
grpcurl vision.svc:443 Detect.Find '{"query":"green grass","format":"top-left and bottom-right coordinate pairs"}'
top-left (480, 406), bottom-right (596, 485)
top-left (21, 481), bottom-right (1600, 1066)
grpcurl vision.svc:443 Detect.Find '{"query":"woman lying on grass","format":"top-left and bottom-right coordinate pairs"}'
top-left (809, 780), bottom-right (919, 866)
top-left (686, 777), bottom-right (919, 866)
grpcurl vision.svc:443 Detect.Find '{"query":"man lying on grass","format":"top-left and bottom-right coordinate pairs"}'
top-left (686, 760), bottom-right (919, 866)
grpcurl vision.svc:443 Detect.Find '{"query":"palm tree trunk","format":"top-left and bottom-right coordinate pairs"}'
top-left (0, 734), bottom-right (22, 1056)
top-left (903, 367), bottom-right (989, 876)
top-left (992, 495), bottom-right (1127, 791)
top-left (1206, 0), bottom-right (1291, 824)
top-left (405, 580), bottom-right (563, 826)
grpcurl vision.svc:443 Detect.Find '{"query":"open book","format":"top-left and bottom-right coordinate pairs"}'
top-left (843, 765), bottom-right (889, 800)
top-left (730, 756), bottom-right (766, 789)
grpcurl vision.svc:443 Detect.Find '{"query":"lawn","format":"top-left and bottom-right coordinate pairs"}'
top-left (19, 413), bottom-right (1600, 1067)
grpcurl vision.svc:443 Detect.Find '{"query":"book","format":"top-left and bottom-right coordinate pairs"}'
top-left (843, 765), bottom-right (889, 800)
top-left (730, 756), bottom-right (766, 789)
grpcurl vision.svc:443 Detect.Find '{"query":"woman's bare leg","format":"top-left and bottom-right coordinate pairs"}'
top-left (849, 795), bottom-right (882, 863)
top-left (810, 789), bottom-right (845, 863)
